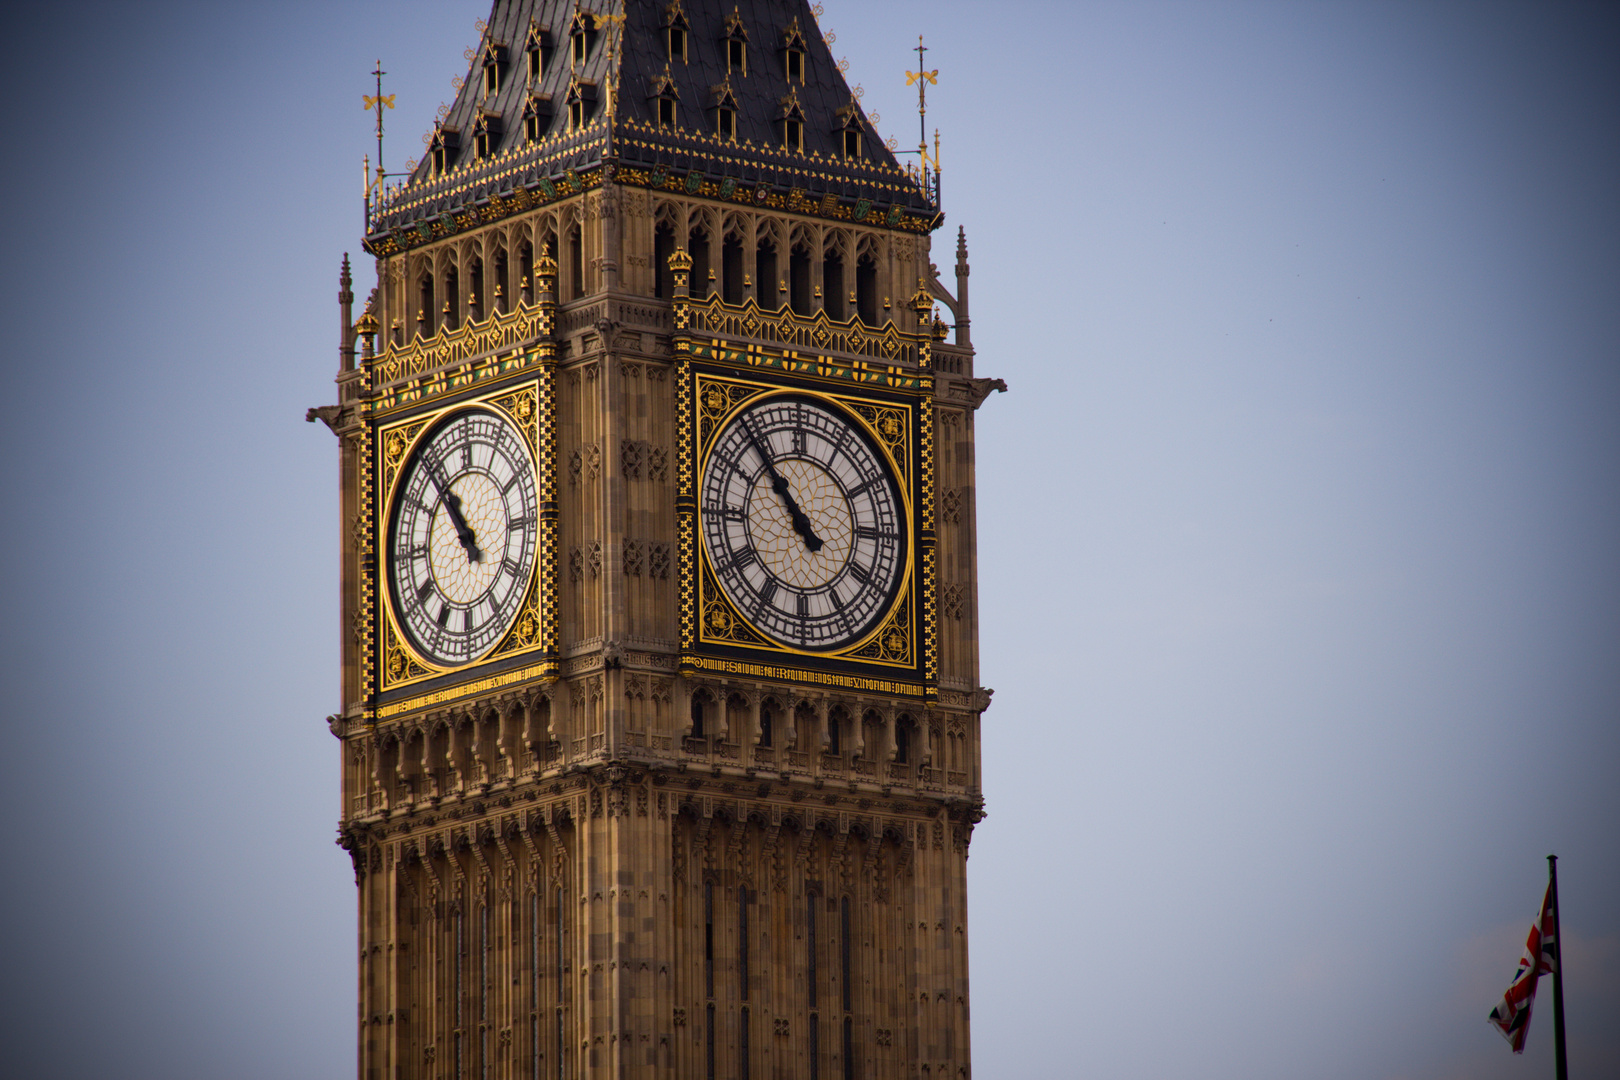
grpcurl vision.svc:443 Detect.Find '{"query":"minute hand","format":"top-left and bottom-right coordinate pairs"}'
top-left (744, 425), bottom-right (823, 552)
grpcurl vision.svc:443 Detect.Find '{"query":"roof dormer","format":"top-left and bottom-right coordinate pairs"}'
top-left (782, 18), bottom-right (808, 83)
top-left (427, 125), bottom-right (461, 176)
top-left (723, 8), bottom-right (749, 76)
top-left (649, 66), bottom-right (681, 130)
top-left (472, 111), bottom-right (503, 159)
top-left (566, 78), bottom-right (598, 131)
top-left (835, 102), bottom-right (866, 160)
top-left (710, 79), bottom-right (740, 141)
top-left (778, 90), bottom-right (807, 152)
top-left (480, 41), bottom-right (508, 97)
top-left (522, 92), bottom-right (553, 142)
top-left (662, 2), bottom-right (690, 63)
top-left (569, 13), bottom-right (597, 67)
top-left (524, 22), bottom-right (551, 84)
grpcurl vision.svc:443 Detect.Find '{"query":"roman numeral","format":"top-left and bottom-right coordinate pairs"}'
top-left (437, 605), bottom-right (451, 628)
top-left (796, 593), bottom-right (808, 618)
top-left (417, 581), bottom-right (435, 602)
top-left (502, 557), bottom-right (520, 577)
top-left (849, 562), bottom-right (870, 585)
top-left (856, 525), bottom-right (896, 540)
top-left (509, 516), bottom-right (533, 530)
top-left (726, 548), bottom-right (758, 574)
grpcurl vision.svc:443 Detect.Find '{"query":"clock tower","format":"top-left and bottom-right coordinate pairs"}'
top-left (313, 3), bottom-right (1001, 1077)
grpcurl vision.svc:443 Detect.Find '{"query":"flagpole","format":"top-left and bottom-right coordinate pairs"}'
top-left (1548, 854), bottom-right (1568, 1080)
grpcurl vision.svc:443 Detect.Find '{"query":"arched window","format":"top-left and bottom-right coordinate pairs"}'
top-left (417, 274), bottom-right (434, 336)
top-left (894, 719), bottom-right (909, 765)
top-left (690, 695), bottom-right (706, 739)
top-left (758, 704), bottom-right (773, 748)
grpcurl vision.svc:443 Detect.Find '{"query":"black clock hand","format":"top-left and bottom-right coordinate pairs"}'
top-left (741, 419), bottom-right (824, 552)
top-left (428, 466), bottom-right (482, 563)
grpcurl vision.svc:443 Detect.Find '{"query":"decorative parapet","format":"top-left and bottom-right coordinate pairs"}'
top-left (685, 293), bottom-right (921, 369)
top-left (364, 301), bottom-right (547, 414)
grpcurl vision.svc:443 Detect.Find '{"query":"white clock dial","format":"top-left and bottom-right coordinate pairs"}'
top-left (387, 407), bottom-right (538, 668)
top-left (700, 396), bottom-right (906, 651)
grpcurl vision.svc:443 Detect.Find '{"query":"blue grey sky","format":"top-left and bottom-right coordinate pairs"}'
top-left (1, 2), bottom-right (1614, 1077)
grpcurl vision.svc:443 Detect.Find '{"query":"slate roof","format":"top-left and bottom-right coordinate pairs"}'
top-left (365, 0), bottom-right (939, 249)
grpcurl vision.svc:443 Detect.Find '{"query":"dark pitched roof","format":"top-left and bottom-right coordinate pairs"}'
top-left (365, 0), bottom-right (939, 251)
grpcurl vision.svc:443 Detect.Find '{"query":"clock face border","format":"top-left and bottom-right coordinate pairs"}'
top-left (373, 384), bottom-right (547, 691)
top-left (686, 372), bottom-right (922, 676)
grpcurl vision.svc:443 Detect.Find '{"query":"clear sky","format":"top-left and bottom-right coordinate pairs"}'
top-left (0, 2), bottom-right (1615, 1078)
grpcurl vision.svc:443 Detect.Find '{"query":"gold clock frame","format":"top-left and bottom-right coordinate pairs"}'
top-left (373, 383), bottom-right (552, 693)
top-left (678, 361), bottom-right (935, 695)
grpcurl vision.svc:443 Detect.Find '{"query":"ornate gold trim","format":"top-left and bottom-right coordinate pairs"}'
top-left (374, 385), bottom-right (547, 692)
top-left (688, 376), bottom-right (916, 667)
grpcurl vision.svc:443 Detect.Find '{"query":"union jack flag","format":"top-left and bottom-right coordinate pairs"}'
top-left (1487, 882), bottom-right (1558, 1052)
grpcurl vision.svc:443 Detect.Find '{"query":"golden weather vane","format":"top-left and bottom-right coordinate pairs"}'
top-left (362, 61), bottom-right (394, 192)
top-left (904, 36), bottom-right (941, 198)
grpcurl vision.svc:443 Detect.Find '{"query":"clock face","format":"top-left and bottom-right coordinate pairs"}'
top-left (386, 407), bottom-right (538, 668)
top-left (700, 396), bottom-right (906, 651)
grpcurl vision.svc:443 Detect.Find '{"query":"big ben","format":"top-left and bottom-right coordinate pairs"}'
top-left (312, 3), bottom-right (1002, 1077)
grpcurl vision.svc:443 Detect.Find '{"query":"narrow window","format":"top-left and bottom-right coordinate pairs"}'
top-left (455, 901), bottom-right (466, 1079)
top-left (738, 885), bottom-right (749, 1001)
top-left (568, 227), bottom-right (583, 298)
top-left (722, 235), bottom-right (744, 304)
top-left (480, 900), bottom-right (491, 1070)
top-left (555, 886), bottom-right (566, 1080)
top-left (418, 276), bottom-right (434, 336)
top-left (432, 143), bottom-right (448, 175)
top-left (484, 61), bottom-right (500, 96)
top-left (494, 249), bottom-right (509, 313)
top-left (895, 721), bottom-right (909, 765)
top-left (654, 224), bottom-right (675, 299)
top-left (786, 48), bottom-right (804, 82)
top-left (658, 96), bottom-right (677, 129)
top-left (856, 255), bottom-right (877, 325)
top-left (690, 695), bottom-right (706, 738)
top-left (810, 1014), bottom-right (820, 1080)
top-left (807, 891), bottom-right (818, 1008)
top-left (531, 892), bottom-right (541, 1080)
top-left (569, 98), bottom-right (585, 131)
top-left (717, 107), bottom-right (736, 141)
top-left (728, 38), bottom-right (746, 74)
top-left (789, 245), bottom-right (811, 316)
top-left (528, 46), bottom-right (542, 83)
top-left (572, 29), bottom-right (589, 66)
top-left (784, 118), bottom-right (803, 151)
top-left (443, 266), bottom-right (460, 329)
top-left (841, 897), bottom-right (852, 1011)
top-left (759, 706), bottom-right (773, 748)
top-left (755, 241), bottom-right (778, 310)
top-left (706, 1003), bottom-right (716, 1080)
top-left (823, 251), bottom-right (845, 319)
top-left (741, 1006), bottom-right (751, 1080)
top-left (843, 1016), bottom-right (854, 1080)
top-left (703, 881), bottom-right (715, 1000)
top-left (690, 231), bottom-right (712, 297)
top-left (843, 129), bottom-right (862, 160)
top-left (526, 109), bottom-right (543, 142)
top-left (668, 25), bottom-right (686, 61)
